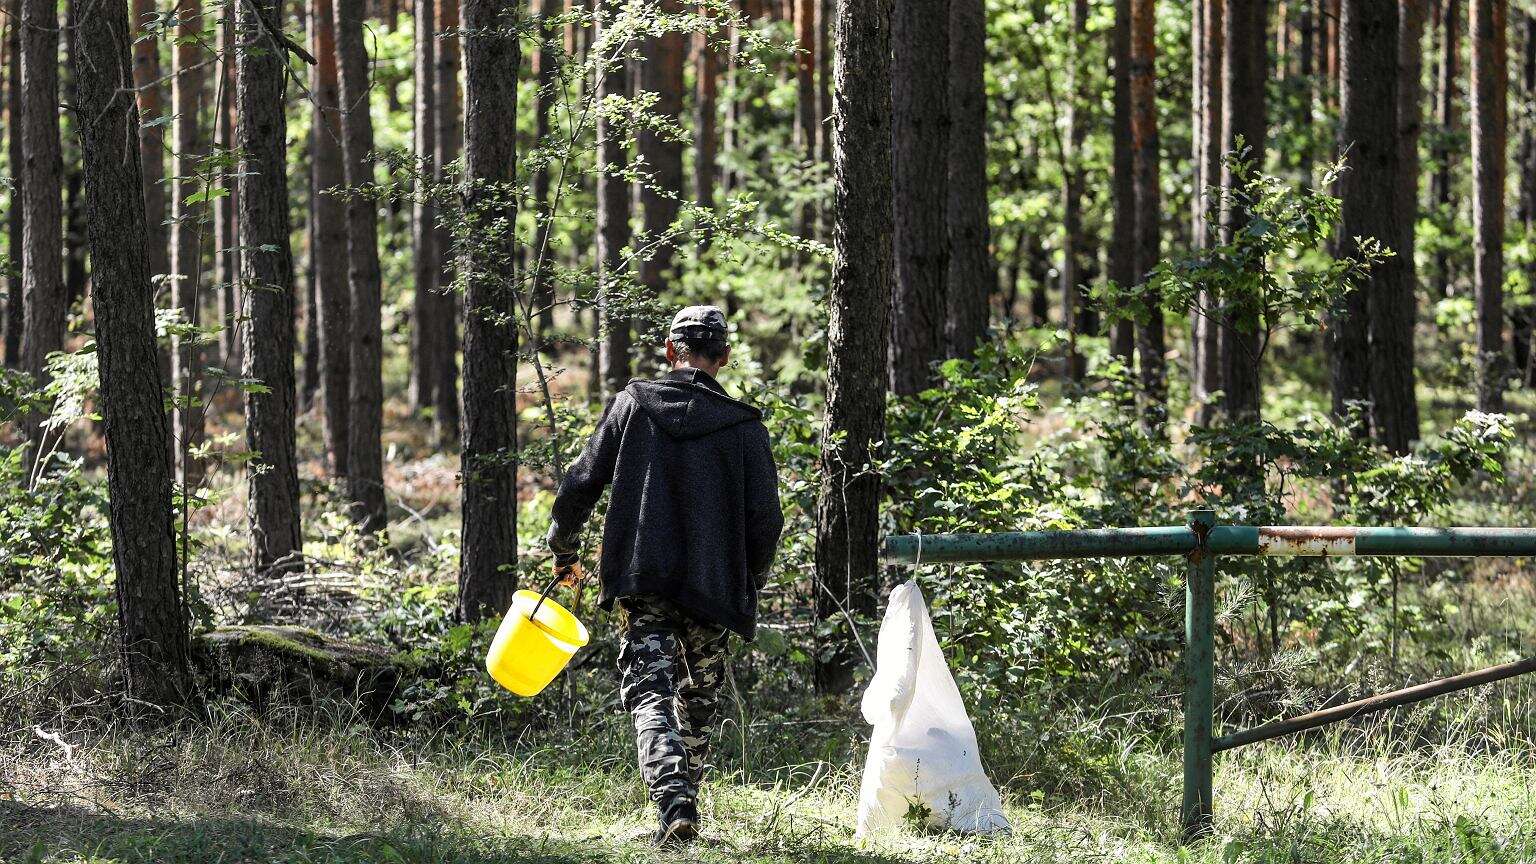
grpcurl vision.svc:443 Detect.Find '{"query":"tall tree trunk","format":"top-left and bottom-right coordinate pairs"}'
top-left (1470, 0), bottom-right (1507, 411)
top-left (1131, 0), bottom-right (1165, 421)
top-left (888, 0), bottom-right (948, 395)
top-left (944, 0), bottom-right (991, 359)
top-left (2, 0), bottom-right (20, 369)
top-left (596, 0), bottom-right (632, 396)
top-left (694, 12), bottom-right (721, 215)
top-left (1520, 13), bottom-right (1535, 386)
top-left (131, 0), bottom-right (169, 290)
top-left (171, 0), bottom-right (208, 490)
top-left (411, 0), bottom-right (438, 411)
top-left (18, 0), bottom-right (63, 444)
top-left (1221, 0), bottom-right (1265, 421)
top-left (215, 4), bottom-right (240, 371)
top-left (1108, 0), bottom-right (1137, 369)
top-left (336, 0), bottom-right (386, 531)
top-left (531, 0), bottom-right (556, 334)
top-left (237, 0), bottom-right (302, 576)
top-left (1432, 0), bottom-right (1458, 296)
top-left (430, 0), bottom-right (461, 447)
top-left (311, 0), bottom-right (351, 475)
top-left (1193, 0), bottom-right (1224, 423)
top-left (69, 0), bottom-right (190, 707)
top-left (1371, 0), bottom-right (1426, 452)
top-left (638, 0), bottom-right (685, 343)
top-left (795, 0), bottom-right (816, 245)
top-left (817, 0), bottom-right (832, 168)
top-left (815, 0), bottom-right (891, 694)
top-left (458, 0), bottom-right (519, 624)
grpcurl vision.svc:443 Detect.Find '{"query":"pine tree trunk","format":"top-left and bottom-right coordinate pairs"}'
top-left (336, 0), bottom-right (387, 531)
top-left (69, 0), bottom-right (191, 707)
top-left (411, 0), bottom-right (438, 411)
top-left (1520, 13), bottom-right (1535, 386)
top-left (18, 0), bottom-right (63, 423)
top-left (172, 0), bottom-right (208, 490)
top-left (1221, 0), bottom-right (1265, 421)
top-left (1432, 0), bottom-right (1457, 296)
top-left (815, 0), bottom-right (892, 694)
top-left (531, 0), bottom-right (556, 334)
top-left (638, 0), bottom-right (685, 337)
top-left (4, 0), bottom-right (23, 369)
top-left (457, 0), bottom-right (519, 624)
top-left (131, 0), bottom-right (169, 289)
top-left (215, 5), bottom-right (240, 371)
top-left (237, 0), bottom-right (302, 577)
top-left (694, 18), bottom-right (720, 215)
top-left (1470, 0), bottom-right (1507, 411)
top-left (430, 0), bottom-right (461, 447)
top-left (944, 0), bottom-right (991, 359)
top-left (1193, 0), bottom-right (1224, 424)
top-left (817, 0), bottom-right (832, 168)
top-left (888, 0), bottom-right (948, 395)
top-left (795, 0), bottom-right (816, 245)
top-left (596, 0), bottom-right (632, 396)
top-left (1370, 0), bottom-right (1425, 452)
top-left (1108, 0), bottom-right (1137, 369)
top-left (311, 0), bottom-right (351, 476)
top-left (1131, 0), bottom-right (1164, 421)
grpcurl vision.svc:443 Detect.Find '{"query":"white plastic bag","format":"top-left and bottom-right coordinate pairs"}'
top-left (856, 580), bottom-right (1011, 836)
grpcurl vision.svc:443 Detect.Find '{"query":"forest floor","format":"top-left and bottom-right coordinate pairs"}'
top-left (4, 697), bottom-right (1535, 864)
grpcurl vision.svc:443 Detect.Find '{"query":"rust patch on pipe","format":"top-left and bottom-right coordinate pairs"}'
top-left (1258, 526), bottom-right (1357, 556)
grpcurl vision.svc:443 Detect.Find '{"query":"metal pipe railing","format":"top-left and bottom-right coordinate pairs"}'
top-left (881, 513), bottom-right (1536, 843)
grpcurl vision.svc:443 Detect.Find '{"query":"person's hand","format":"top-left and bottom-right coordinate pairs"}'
top-left (554, 556), bottom-right (587, 589)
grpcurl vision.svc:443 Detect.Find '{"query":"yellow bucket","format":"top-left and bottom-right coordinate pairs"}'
top-left (485, 589), bottom-right (590, 697)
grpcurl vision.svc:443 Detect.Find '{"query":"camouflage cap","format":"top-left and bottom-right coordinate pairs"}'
top-left (668, 305), bottom-right (728, 342)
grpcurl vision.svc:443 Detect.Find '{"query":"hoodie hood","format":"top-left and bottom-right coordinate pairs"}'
top-left (625, 370), bottom-right (762, 440)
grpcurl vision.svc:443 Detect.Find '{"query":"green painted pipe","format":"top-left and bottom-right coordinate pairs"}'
top-left (882, 526), bottom-right (1536, 563)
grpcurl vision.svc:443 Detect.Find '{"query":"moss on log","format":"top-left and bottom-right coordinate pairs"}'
top-left (195, 625), bottom-right (412, 721)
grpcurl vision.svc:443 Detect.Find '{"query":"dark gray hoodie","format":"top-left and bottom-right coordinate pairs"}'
top-left (547, 368), bottom-right (784, 636)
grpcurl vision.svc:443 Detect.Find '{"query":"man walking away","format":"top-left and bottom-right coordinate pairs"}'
top-left (547, 305), bottom-right (784, 846)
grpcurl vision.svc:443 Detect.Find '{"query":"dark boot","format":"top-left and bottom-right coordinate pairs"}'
top-left (653, 795), bottom-right (699, 847)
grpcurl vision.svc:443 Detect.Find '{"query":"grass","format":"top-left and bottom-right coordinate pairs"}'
top-left (5, 687), bottom-right (1536, 864)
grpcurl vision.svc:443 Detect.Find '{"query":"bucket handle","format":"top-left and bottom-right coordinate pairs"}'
top-left (528, 564), bottom-right (583, 622)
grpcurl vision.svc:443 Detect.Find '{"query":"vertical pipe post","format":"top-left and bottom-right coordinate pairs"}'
top-left (1182, 509), bottom-right (1216, 842)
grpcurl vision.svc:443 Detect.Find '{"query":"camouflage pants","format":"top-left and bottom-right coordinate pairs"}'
top-left (617, 595), bottom-right (730, 806)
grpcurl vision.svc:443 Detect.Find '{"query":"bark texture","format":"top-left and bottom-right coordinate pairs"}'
top-left (171, 0), bottom-right (208, 490)
top-left (69, 0), bottom-right (190, 707)
top-left (457, 0), bottom-right (519, 623)
top-left (3, 0), bottom-right (21, 368)
top-left (1108, 0), bottom-right (1136, 368)
top-left (637, 0), bottom-right (685, 349)
top-left (131, 0), bottom-right (169, 287)
top-left (596, 0), bottom-right (632, 396)
top-left (411, 0), bottom-right (438, 412)
top-left (1192, 0), bottom-right (1224, 422)
top-left (1470, 0), bottom-right (1507, 410)
top-left (237, 0), bottom-right (302, 576)
top-left (944, 0), bottom-right (992, 359)
top-left (215, 5), bottom-right (240, 370)
top-left (429, 0), bottom-right (461, 446)
top-left (888, 0), bottom-right (949, 395)
top-left (335, 0), bottom-right (386, 530)
top-left (1220, 0), bottom-right (1265, 421)
top-left (1431, 0), bottom-right (1457, 295)
top-left (18, 0), bottom-right (63, 425)
top-left (815, 0), bottom-right (892, 694)
top-left (311, 0), bottom-right (351, 476)
top-left (1131, 0), bottom-right (1164, 419)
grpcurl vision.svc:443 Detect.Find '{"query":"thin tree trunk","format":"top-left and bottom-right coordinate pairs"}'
top-left (1370, 0), bottom-right (1425, 452)
top-left (1221, 0), bottom-right (1265, 421)
top-left (638, 0), bottom-right (686, 346)
top-left (2, 0), bottom-right (20, 369)
top-left (171, 0), bottom-right (208, 490)
top-left (18, 0), bottom-right (63, 444)
top-left (531, 0), bottom-right (556, 334)
top-left (458, 0), bottom-right (519, 624)
top-left (215, 4), bottom-right (240, 371)
top-left (944, 0), bottom-right (991, 359)
top-left (815, 0), bottom-right (891, 694)
top-left (69, 0), bottom-right (190, 707)
top-left (796, 0), bottom-right (816, 245)
top-left (1520, 13), bottom-right (1535, 386)
top-left (1470, 0), bottom-right (1507, 411)
top-left (309, 0), bottom-right (351, 476)
top-left (430, 0), bottom-right (461, 447)
top-left (888, 0), bottom-right (948, 395)
top-left (596, 0), bottom-right (632, 396)
top-left (131, 0), bottom-right (169, 290)
top-left (694, 12), bottom-right (721, 216)
top-left (1131, 0), bottom-right (1164, 422)
top-left (817, 0), bottom-right (832, 168)
top-left (1194, 0), bottom-right (1224, 424)
top-left (237, 0), bottom-right (302, 576)
top-left (411, 0), bottom-right (438, 410)
top-left (1432, 0), bottom-right (1457, 296)
top-left (1108, 0), bottom-right (1136, 369)
top-left (336, 0), bottom-right (386, 531)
